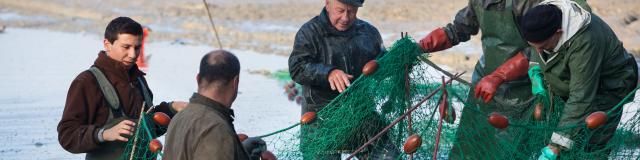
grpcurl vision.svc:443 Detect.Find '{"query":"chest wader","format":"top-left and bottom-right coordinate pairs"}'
top-left (85, 67), bottom-right (153, 160)
top-left (449, 0), bottom-right (537, 159)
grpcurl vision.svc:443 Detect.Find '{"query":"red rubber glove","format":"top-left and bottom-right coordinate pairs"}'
top-left (418, 28), bottom-right (453, 53)
top-left (475, 52), bottom-right (529, 103)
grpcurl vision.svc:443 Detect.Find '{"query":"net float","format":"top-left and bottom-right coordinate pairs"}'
top-left (438, 90), bottom-right (455, 123)
top-left (149, 139), bottom-right (163, 153)
top-left (237, 133), bottom-right (248, 142)
top-left (362, 60), bottom-right (378, 76)
top-left (295, 96), bottom-right (303, 105)
top-left (403, 134), bottom-right (422, 154)
top-left (488, 112), bottom-right (509, 129)
top-left (287, 81), bottom-right (296, 89)
top-left (585, 111), bottom-right (607, 129)
top-left (301, 112), bottom-right (317, 124)
top-left (287, 92), bottom-right (296, 101)
top-left (533, 103), bottom-right (543, 121)
top-left (153, 112), bottom-right (171, 127)
top-left (261, 150), bottom-right (277, 160)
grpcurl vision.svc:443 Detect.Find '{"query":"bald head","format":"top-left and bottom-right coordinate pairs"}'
top-left (198, 50), bottom-right (240, 88)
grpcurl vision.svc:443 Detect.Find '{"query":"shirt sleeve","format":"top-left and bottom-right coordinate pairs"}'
top-left (57, 74), bottom-right (102, 153)
top-left (443, 3), bottom-right (480, 46)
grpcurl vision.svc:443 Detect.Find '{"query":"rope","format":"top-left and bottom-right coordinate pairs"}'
top-left (202, 0), bottom-right (223, 49)
top-left (256, 123), bottom-right (300, 138)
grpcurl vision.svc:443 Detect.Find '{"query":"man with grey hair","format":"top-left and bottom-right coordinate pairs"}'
top-left (289, 0), bottom-right (398, 159)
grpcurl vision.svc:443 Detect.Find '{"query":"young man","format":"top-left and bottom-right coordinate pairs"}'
top-left (520, 1), bottom-right (638, 159)
top-left (163, 50), bottom-right (266, 160)
top-left (57, 17), bottom-right (186, 159)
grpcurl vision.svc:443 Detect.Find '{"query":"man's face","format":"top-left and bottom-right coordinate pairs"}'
top-left (326, 0), bottom-right (358, 31)
top-left (103, 34), bottom-right (141, 68)
top-left (528, 29), bottom-right (563, 53)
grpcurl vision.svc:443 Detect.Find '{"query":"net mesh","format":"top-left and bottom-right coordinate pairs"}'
top-left (119, 112), bottom-right (167, 160)
top-left (263, 36), bottom-right (640, 159)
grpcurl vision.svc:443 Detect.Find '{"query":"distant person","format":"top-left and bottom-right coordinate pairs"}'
top-left (519, 2), bottom-right (638, 159)
top-left (288, 0), bottom-right (398, 159)
top-left (415, 0), bottom-right (590, 158)
top-left (163, 50), bottom-right (267, 160)
top-left (57, 17), bottom-right (186, 159)
top-left (136, 26), bottom-right (151, 72)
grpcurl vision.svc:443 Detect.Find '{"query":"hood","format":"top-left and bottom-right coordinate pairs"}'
top-left (539, 0), bottom-right (591, 52)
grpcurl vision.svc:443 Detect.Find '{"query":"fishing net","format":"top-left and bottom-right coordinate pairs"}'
top-left (119, 112), bottom-right (167, 160)
top-left (259, 36), bottom-right (640, 159)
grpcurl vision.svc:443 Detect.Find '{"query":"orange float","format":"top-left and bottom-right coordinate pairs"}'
top-left (362, 60), bottom-right (378, 76)
top-left (488, 112), bottom-right (509, 129)
top-left (403, 134), bottom-right (422, 154)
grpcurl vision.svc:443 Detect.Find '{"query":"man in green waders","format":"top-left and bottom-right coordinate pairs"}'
top-left (518, 2), bottom-right (638, 159)
top-left (416, 0), bottom-right (590, 159)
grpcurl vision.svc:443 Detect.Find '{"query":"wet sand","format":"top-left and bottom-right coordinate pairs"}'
top-left (0, 0), bottom-right (639, 77)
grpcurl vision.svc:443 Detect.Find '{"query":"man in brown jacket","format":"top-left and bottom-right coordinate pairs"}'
top-left (57, 17), bottom-right (186, 159)
top-left (163, 50), bottom-right (267, 160)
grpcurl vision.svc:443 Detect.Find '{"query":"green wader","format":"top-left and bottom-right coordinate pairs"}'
top-left (448, 0), bottom-right (536, 159)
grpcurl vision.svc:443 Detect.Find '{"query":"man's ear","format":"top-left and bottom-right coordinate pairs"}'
top-left (103, 39), bottom-right (112, 53)
top-left (232, 75), bottom-right (240, 88)
top-left (196, 74), bottom-right (201, 87)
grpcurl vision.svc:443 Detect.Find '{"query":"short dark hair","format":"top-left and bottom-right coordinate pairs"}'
top-left (104, 17), bottom-right (143, 43)
top-left (198, 50), bottom-right (241, 85)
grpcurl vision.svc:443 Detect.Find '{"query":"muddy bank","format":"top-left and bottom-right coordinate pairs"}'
top-left (1, 0), bottom-right (638, 75)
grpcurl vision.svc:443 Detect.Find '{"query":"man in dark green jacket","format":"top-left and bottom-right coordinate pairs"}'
top-left (163, 50), bottom-right (267, 160)
top-left (417, 0), bottom-right (589, 158)
top-left (519, 1), bottom-right (638, 159)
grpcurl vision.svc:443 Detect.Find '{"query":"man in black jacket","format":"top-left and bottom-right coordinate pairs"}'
top-left (288, 0), bottom-right (395, 159)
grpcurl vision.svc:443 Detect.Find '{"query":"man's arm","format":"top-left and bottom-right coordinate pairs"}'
top-left (288, 27), bottom-right (335, 87)
top-left (418, 3), bottom-right (479, 52)
top-left (443, 4), bottom-right (480, 46)
top-left (57, 75), bottom-right (102, 153)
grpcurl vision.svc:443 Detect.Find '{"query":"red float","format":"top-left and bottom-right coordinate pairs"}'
top-left (488, 112), bottom-right (509, 129)
top-left (362, 60), bottom-right (378, 76)
top-left (153, 112), bottom-right (171, 127)
top-left (403, 134), bottom-right (422, 154)
top-left (301, 112), bottom-right (317, 124)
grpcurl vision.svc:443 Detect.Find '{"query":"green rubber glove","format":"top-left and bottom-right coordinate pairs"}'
top-left (528, 65), bottom-right (547, 97)
top-left (538, 146), bottom-right (558, 160)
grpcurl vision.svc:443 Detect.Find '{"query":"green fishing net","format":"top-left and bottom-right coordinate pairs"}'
top-left (261, 37), bottom-right (640, 159)
top-left (119, 112), bottom-right (166, 160)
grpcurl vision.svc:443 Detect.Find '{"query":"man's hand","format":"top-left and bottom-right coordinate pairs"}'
top-left (171, 101), bottom-right (188, 112)
top-left (474, 75), bottom-right (504, 103)
top-left (418, 28), bottom-right (453, 53)
top-left (242, 137), bottom-right (267, 159)
top-left (474, 52), bottom-right (529, 103)
top-left (328, 69), bottom-right (353, 93)
top-left (102, 120), bottom-right (135, 142)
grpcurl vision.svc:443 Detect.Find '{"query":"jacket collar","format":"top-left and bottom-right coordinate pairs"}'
top-left (318, 8), bottom-right (357, 37)
top-left (94, 51), bottom-right (145, 82)
top-left (189, 93), bottom-right (235, 123)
